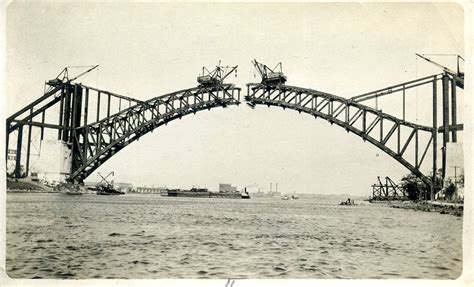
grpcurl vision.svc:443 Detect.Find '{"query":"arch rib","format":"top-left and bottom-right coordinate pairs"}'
top-left (69, 84), bottom-right (241, 182)
top-left (245, 83), bottom-right (434, 186)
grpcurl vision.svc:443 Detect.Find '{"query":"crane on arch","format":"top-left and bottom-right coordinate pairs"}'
top-left (197, 61), bottom-right (238, 87)
top-left (47, 65), bottom-right (99, 87)
top-left (252, 59), bottom-right (287, 85)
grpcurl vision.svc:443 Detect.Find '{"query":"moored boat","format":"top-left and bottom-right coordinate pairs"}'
top-left (96, 185), bottom-right (125, 195)
top-left (95, 172), bottom-right (125, 196)
top-left (340, 198), bottom-right (356, 206)
top-left (291, 191), bottom-right (298, 199)
top-left (241, 188), bottom-right (251, 199)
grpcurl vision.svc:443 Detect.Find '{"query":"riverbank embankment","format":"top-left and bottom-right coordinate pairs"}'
top-left (7, 179), bottom-right (55, 193)
top-left (389, 200), bottom-right (463, 217)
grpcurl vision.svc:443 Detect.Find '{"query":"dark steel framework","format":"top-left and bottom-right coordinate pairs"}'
top-left (6, 68), bottom-right (240, 183)
top-left (6, 60), bottom-right (463, 192)
top-left (371, 176), bottom-right (407, 200)
top-left (69, 84), bottom-right (240, 182)
top-left (246, 66), bottom-right (463, 192)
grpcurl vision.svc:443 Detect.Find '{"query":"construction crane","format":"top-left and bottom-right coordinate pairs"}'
top-left (95, 171), bottom-right (125, 195)
top-left (252, 59), bottom-right (287, 85)
top-left (371, 176), bottom-right (407, 201)
top-left (197, 61), bottom-right (237, 86)
top-left (98, 171), bottom-right (114, 187)
top-left (416, 54), bottom-right (464, 88)
top-left (47, 65), bottom-right (99, 87)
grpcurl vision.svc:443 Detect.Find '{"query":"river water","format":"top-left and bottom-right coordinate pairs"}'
top-left (6, 193), bottom-right (463, 279)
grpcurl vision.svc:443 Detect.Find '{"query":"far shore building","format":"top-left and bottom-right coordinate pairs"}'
top-left (114, 182), bottom-right (134, 193)
top-left (219, 183), bottom-right (237, 193)
top-left (132, 186), bottom-right (167, 194)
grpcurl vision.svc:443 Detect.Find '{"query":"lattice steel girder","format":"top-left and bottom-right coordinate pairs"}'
top-left (351, 74), bottom-right (443, 103)
top-left (245, 83), bottom-right (433, 186)
top-left (7, 86), bottom-right (65, 133)
top-left (372, 176), bottom-right (407, 199)
top-left (68, 84), bottom-right (241, 182)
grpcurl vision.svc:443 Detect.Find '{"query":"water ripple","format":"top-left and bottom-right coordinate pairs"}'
top-left (6, 193), bottom-right (463, 279)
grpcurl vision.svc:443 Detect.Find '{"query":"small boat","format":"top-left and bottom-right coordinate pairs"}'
top-left (340, 198), bottom-right (356, 206)
top-left (241, 188), bottom-right (251, 199)
top-left (291, 191), bottom-right (298, 199)
top-left (281, 195), bottom-right (290, 200)
top-left (96, 185), bottom-right (125, 196)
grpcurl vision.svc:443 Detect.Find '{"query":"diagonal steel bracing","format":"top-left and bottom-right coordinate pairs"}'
top-left (7, 62), bottom-right (463, 191)
top-left (69, 84), bottom-right (241, 182)
top-left (6, 76), bottom-right (240, 182)
top-left (245, 83), bottom-right (434, 186)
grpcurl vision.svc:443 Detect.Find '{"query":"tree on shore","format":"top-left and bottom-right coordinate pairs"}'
top-left (400, 173), bottom-right (423, 200)
top-left (399, 172), bottom-right (443, 201)
top-left (458, 173), bottom-right (464, 187)
top-left (444, 180), bottom-right (457, 201)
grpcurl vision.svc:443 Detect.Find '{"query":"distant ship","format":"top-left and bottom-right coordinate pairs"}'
top-left (166, 188), bottom-right (213, 198)
top-left (163, 187), bottom-right (250, 199)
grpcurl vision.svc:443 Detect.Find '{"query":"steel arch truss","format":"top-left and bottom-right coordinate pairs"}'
top-left (69, 84), bottom-right (241, 182)
top-left (245, 83), bottom-right (434, 185)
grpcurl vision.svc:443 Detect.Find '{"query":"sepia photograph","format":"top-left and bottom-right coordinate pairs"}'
top-left (1, 1), bottom-right (472, 285)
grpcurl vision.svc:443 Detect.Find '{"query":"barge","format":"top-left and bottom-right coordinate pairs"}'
top-left (163, 187), bottom-right (250, 199)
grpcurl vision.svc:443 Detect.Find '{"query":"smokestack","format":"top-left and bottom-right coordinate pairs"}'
top-left (270, 182), bottom-right (272, 192)
top-left (276, 183), bottom-right (278, 193)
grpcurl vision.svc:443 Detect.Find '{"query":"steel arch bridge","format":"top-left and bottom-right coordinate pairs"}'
top-left (6, 60), bottom-right (463, 196)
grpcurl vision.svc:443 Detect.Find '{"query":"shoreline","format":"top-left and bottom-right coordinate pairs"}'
top-left (388, 200), bottom-right (463, 217)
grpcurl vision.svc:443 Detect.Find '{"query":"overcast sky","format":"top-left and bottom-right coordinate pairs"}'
top-left (6, 2), bottom-right (465, 194)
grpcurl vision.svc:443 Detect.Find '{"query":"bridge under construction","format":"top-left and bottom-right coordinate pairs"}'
top-left (6, 56), bottom-right (464, 200)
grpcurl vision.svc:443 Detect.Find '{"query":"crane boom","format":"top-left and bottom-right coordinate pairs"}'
top-left (416, 54), bottom-right (455, 74)
top-left (69, 65), bottom-right (99, 82)
top-left (98, 171), bottom-right (114, 186)
top-left (416, 53), bottom-right (464, 88)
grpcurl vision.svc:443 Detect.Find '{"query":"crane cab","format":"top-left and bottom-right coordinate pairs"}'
top-left (197, 63), bottom-right (237, 87)
top-left (264, 72), bottom-right (287, 85)
top-left (46, 78), bottom-right (64, 87)
top-left (252, 59), bottom-right (287, 85)
top-left (197, 75), bottom-right (219, 86)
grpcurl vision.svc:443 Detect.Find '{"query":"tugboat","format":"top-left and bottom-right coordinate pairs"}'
top-left (340, 198), bottom-right (356, 206)
top-left (241, 188), bottom-right (251, 199)
top-left (95, 172), bottom-right (125, 196)
top-left (291, 191), bottom-right (299, 199)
